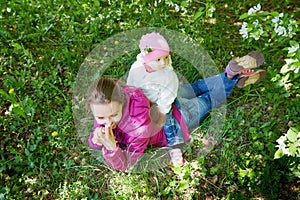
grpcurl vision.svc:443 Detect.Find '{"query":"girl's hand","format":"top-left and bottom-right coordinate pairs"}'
top-left (93, 125), bottom-right (117, 151)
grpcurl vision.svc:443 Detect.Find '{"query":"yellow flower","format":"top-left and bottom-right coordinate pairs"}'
top-left (51, 131), bottom-right (58, 137)
top-left (9, 89), bottom-right (14, 94)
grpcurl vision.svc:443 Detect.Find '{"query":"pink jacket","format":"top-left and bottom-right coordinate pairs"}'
top-left (89, 86), bottom-right (190, 171)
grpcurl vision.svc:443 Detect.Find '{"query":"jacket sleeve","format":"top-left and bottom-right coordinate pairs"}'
top-left (102, 136), bottom-right (148, 171)
top-left (102, 88), bottom-right (153, 171)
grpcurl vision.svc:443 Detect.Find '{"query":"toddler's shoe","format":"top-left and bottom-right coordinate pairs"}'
top-left (169, 148), bottom-right (185, 166)
top-left (225, 51), bottom-right (264, 78)
top-left (236, 69), bottom-right (267, 88)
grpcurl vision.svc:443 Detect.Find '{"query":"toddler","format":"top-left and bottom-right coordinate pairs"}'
top-left (127, 32), bottom-right (184, 166)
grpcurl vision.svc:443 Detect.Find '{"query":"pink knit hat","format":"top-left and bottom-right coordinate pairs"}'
top-left (139, 32), bottom-right (170, 63)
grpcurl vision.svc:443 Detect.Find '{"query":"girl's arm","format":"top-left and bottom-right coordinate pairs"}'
top-left (101, 87), bottom-right (155, 171)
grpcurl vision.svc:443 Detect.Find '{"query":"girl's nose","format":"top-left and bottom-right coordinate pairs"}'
top-left (104, 118), bottom-right (113, 126)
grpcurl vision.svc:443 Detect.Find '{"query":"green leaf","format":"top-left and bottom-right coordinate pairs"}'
top-left (239, 13), bottom-right (249, 20)
top-left (7, 147), bottom-right (21, 155)
top-left (288, 145), bottom-right (297, 156)
top-left (194, 7), bottom-right (205, 20)
top-left (0, 89), bottom-right (9, 100)
top-left (12, 107), bottom-right (26, 119)
top-left (181, 1), bottom-right (188, 7)
top-left (274, 149), bottom-right (284, 159)
top-left (287, 127), bottom-right (298, 142)
top-left (239, 168), bottom-right (248, 177)
top-left (289, 40), bottom-right (299, 47)
top-left (94, 0), bottom-right (100, 7)
top-left (270, 11), bottom-right (279, 16)
top-left (179, 180), bottom-right (189, 190)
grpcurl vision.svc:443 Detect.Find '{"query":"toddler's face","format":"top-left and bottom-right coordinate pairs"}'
top-left (90, 101), bottom-right (123, 129)
top-left (146, 55), bottom-right (170, 71)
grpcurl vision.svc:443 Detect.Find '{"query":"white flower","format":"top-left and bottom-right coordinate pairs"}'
top-left (154, 0), bottom-right (162, 7)
top-left (283, 147), bottom-right (291, 156)
top-left (209, 7), bottom-right (216, 12)
top-left (248, 8), bottom-right (255, 15)
top-left (287, 20), bottom-right (298, 38)
top-left (174, 4), bottom-right (180, 12)
top-left (208, 7), bottom-right (216, 17)
top-left (239, 22), bottom-right (248, 39)
top-left (276, 135), bottom-right (291, 156)
top-left (6, 7), bottom-right (11, 13)
top-left (275, 25), bottom-right (287, 36)
top-left (250, 33), bottom-right (259, 40)
top-left (279, 13), bottom-right (284, 17)
top-left (272, 17), bottom-right (279, 24)
top-left (253, 19), bottom-right (259, 27)
top-left (276, 135), bottom-right (286, 147)
top-left (288, 44), bottom-right (299, 54)
top-left (248, 3), bottom-right (261, 15)
top-left (165, 1), bottom-right (174, 7)
top-left (249, 28), bottom-right (264, 40)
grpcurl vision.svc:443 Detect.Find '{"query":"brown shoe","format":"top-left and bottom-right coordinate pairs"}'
top-left (236, 69), bottom-right (267, 88)
top-left (226, 51), bottom-right (265, 78)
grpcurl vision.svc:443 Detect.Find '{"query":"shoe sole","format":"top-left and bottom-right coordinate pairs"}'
top-left (237, 70), bottom-right (267, 88)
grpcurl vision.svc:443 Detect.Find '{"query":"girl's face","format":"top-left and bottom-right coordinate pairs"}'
top-left (146, 54), bottom-right (170, 71)
top-left (90, 101), bottom-right (123, 129)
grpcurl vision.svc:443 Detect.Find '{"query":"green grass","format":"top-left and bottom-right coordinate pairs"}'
top-left (1, 0), bottom-right (299, 199)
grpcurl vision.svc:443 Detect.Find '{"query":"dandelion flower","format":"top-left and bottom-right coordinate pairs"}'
top-left (51, 131), bottom-right (58, 137)
top-left (9, 88), bottom-right (14, 94)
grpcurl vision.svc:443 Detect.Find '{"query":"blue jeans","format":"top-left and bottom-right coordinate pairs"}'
top-left (164, 72), bottom-right (238, 145)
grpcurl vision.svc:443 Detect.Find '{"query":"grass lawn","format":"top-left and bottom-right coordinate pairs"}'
top-left (1, 0), bottom-right (299, 199)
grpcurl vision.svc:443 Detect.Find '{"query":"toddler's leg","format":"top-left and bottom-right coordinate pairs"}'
top-left (178, 73), bottom-right (237, 108)
top-left (164, 112), bottom-right (185, 166)
top-left (178, 72), bottom-right (238, 103)
top-left (175, 94), bottom-right (211, 130)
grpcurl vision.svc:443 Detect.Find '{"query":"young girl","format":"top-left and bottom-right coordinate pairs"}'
top-left (86, 54), bottom-right (266, 171)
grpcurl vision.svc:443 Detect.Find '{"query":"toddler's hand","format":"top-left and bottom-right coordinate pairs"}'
top-left (150, 105), bottom-right (166, 127)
